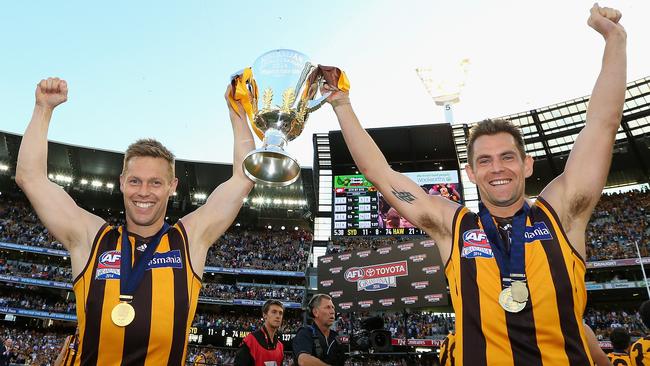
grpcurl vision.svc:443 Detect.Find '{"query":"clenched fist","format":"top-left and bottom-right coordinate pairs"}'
top-left (35, 77), bottom-right (68, 109)
top-left (588, 3), bottom-right (625, 40)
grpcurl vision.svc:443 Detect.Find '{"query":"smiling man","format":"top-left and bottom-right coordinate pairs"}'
top-left (15, 78), bottom-right (256, 365)
top-left (324, 4), bottom-right (627, 365)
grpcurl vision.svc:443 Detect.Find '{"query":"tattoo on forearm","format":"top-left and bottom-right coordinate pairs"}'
top-left (391, 186), bottom-right (417, 204)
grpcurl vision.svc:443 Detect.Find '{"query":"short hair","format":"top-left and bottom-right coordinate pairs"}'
top-left (609, 327), bottom-right (630, 351)
top-left (308, 294), bottom-right (332, 317)
top-left (640, 300), bottom-right (650, 328)
top-left (122, 139), bottom-right (175, 179)
top-left (467, 119), bottom-right (526, 166)
top-left (262, 299), bottom-right (284, 315)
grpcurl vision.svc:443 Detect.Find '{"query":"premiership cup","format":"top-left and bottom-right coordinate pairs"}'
top-left (240, 49), bottom-right (331, 186)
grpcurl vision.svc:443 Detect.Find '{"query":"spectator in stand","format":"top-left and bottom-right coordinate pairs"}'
top-left (235, 299), bottom-right (285, 365)
top-left (0, 338), bottom-right (15, 366)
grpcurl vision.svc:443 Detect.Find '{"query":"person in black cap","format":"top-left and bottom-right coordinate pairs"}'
top-left (234, 299), bottom-right (285, 366)
top-left (292, 294), bottom-right (346, 366)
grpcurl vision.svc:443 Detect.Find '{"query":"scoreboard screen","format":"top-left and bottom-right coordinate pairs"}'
top-left (332, 170), bottom-right (461, 237)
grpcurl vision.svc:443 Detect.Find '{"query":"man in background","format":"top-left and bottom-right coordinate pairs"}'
top-left (235, 300), bottom-right (285, 365)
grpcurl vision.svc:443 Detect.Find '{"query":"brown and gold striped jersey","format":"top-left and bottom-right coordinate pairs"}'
top-left (73, 222), bottom-right (202, 365)
top-left (445, 198), bottom-right (592, 365)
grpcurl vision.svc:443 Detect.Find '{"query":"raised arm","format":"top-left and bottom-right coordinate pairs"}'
top-left (324, 85), bottom-right (459, 261)
top-left (15, 78), bottom-right (105, 277)
top-left (583, 324), bottom-right (613, 366)
top-left (540, 4), bottom-right (627, 256)
top-left (181, 85), bottom-right (255, 272)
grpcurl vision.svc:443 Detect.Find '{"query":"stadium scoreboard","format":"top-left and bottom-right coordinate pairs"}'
top-left (332, 171), bottom-right (461, 237)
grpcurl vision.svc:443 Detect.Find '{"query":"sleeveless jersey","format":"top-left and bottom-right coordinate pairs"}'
top-left (631, 337), bottom-right (650, 366)
top-left (73, 222), bottom-right (202, 365)
top-left (445, 198), bottom-right (592, 365)
top-left (609, 351), bottom-right (632, 366)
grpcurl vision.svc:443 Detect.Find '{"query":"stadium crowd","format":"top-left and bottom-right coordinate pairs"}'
top-left (200, 283), bottom-right (304, 303)
top-left (586, 189), bottom-right (650, 261)
top-left (326, 235), bottom-right (416, 255)
top-left (0, 290), bottom-right (76, 314)
top-left (205, 228), bottom-right (311, 271)
top-left (0, 259), bottom-right (71, 283)
top-left (0, 325), bottom-right (69, 366)
top-left (584, 306), bottom-right (646, 339)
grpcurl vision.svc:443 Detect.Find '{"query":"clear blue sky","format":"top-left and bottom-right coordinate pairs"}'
top-left (1, 1), bottom-right (648, 166)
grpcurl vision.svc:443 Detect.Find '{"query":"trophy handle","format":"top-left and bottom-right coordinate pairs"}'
top-left (307, 91), bottom-right (331, 111)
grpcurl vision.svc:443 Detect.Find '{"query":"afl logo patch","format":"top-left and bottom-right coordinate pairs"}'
top-left (96, 250), bottom-right (121, 280)
top-left (461, 229), bottom-right (494, 259)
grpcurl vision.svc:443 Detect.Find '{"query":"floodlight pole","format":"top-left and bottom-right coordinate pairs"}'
top-left (635, 240), bottom-right (650, 299)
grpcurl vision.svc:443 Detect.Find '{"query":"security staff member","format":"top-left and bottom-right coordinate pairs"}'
top-left (293, 294), bottom-right (346, 366)
top-left (235, 300), bottom-right (285, 366)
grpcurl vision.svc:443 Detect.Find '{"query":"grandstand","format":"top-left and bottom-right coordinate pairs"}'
top-left (0, 76), bottom-right (649, 364)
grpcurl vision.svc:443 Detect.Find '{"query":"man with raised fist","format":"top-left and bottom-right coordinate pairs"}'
top-left (325, 4), bottom-right (627, 365)
top-left (15, 79), bottom-right (256, 365)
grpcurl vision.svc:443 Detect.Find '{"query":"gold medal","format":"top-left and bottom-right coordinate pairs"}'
top-left (111, 302), bottom-right (135, 327)
top-left (510, 280), bottom-right (529, 303)
top-left (499, 287), bottom-right (526, 313)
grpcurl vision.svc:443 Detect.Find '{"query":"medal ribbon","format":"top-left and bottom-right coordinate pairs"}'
top-left (120, 222), bottom-right (170, 297)
top-left (478, 202), bottom-right (529, 287)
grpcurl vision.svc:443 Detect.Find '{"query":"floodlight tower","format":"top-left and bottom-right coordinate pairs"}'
top-left (416, 59), bottom-right (479, 212)
top-left (415, 58), bottom-right (470, 124)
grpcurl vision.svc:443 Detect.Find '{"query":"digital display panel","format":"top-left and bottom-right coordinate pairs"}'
top-left (332, 170), bottom-right (461, 236)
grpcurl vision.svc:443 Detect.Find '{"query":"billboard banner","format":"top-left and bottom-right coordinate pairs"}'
top-left (318, 239), bottom-right (447, 311)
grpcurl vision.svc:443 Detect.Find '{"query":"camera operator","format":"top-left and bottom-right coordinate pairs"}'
top-left (293, 294), bottom-right (347, 366)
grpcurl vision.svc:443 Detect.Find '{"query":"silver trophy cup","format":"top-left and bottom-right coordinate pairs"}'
top-left (242, 49), bottom-right (330, 186)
